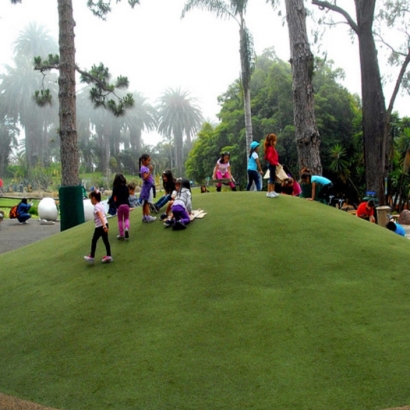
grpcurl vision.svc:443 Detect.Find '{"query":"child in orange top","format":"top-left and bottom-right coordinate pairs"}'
top-left (264, 133), bottom-right (280, 198)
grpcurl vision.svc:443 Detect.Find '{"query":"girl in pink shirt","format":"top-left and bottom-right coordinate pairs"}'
top-left (264, 133), bottom-right (280, 198)
top-left (212, 152), bottom-right (236, 192)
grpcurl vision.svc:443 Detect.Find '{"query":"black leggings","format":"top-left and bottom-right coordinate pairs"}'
top-left (90, 224), bottom-right (111, 257)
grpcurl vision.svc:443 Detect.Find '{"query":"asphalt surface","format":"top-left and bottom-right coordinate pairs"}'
top-left (0, 218), bottom-right (61, 255)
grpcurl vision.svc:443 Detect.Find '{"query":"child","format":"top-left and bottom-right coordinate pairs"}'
top-left (281, 165), bottom-right (302, 196)
top-left (112, 173), bottom-right (130, 240)
top-left (264, 133), bottom-right (280, 198)
top-left (246, 141), bottom-right (264, 191)
top-left (128, 182), bottom-right (141, 208)
top-left (160, 184), bottom-right (178, 221)
top-left (154, 170), bottom-right (176, 212)
top-left (212, 152), bottom-right (236, 192)
top-left (356, 199), bottom-right (376, 222)
top-left (300, 172), bottom-right (333, 203)
top-left (139, 153), bottom-right (157, 223)
top-left (386, 220), bottom-right (406, 236)
top-left (164, 178), bottom-right (192, 230)
top-left (16, 198), bottom-right (33, 224)
top-left (84, 190), bottom-right (112, 264)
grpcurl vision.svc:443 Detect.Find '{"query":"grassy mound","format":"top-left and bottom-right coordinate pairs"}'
top-left (1, 192), bottom-right (410, 410)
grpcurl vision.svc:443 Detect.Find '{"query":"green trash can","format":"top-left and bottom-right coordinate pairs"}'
top-left (59, 185), bottom-right (85, 231)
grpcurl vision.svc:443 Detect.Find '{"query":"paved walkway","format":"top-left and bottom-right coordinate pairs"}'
top-left (0, 218), bottom-right (61, 255)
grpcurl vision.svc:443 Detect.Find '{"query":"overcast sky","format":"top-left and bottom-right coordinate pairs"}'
top-left (0, 0), bottom-right (407, 145)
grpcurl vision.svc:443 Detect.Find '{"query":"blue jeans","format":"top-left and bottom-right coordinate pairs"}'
top-left (155, 194), bottom-right (171, 210)
top-left (268, 164), bottom-right (276, 184)
top-left (246, 170), bottom-right (261, 191)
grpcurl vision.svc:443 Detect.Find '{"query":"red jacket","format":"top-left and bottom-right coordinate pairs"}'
top-left (264, 146), bottom-right (279, 165)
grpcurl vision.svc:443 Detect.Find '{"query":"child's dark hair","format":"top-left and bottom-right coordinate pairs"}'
top-left (162, 169), bottom-right (176, 193)
top-left (219, 152), bottom-right (230, 163)
top-left (89, 190), bottom-right (101, 202)
top-left (300, 172), bottom-right (311, 182)
top-left (113, 173), bottom-right (126, 187)
top-left (386, 221), bottom-right (397, 231)
top-left (175, 177), bottom-right (191, 192)
top-left (128, 182), bottom-right (137, 190)
top-left (367, 199), bottom-right (375, 208)
top-left (282, 164), bottom-right (293, 179)
top-left (139, 154), bottom-right (150, 177)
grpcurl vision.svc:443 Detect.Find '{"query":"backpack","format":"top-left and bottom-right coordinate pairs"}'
top-left (9, 204), bottom-right (19, 219)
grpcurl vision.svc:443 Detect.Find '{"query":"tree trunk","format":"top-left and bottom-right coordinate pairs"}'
top-left (239, 21), bottom-right (253, 157)
top-left (356, 0), bottom-right (387, 204)
top-left (285, 0), bottom-right (322, 175)
top-left (175, 131), bottom-right (183, 176)
top-left (58, 0), bottom-right (78, 186)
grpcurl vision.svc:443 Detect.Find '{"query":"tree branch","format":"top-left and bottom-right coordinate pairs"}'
top-left (311, 0), bottom-right (358, 34)
top-left (387, 48), bottom-right (410, 117)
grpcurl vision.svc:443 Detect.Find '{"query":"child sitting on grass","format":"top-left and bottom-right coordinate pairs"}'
top-left (164, 178), bottom-right (192, 231)
top-left (128, 182), bottom-right (141, 208)
top-left (84, 190), bottom-right (112, 264)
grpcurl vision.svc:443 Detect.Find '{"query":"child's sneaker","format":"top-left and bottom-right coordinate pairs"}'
top-left (173, 220), bottom-right (186, 231)
top-left (160, 213), bottom-right (168, 220)
top-left (124, 229), bottom-right (129, 239)
top-left (84, 255), bottom-right (95, 263)
top-left (101, 256), bottom-right (113, 264)
top-left (145, 215), bottom-right (157, 223)
top-left (117, 234), bottom-right (124, 240)
top-left (164, 219), bottom-right (173, 228)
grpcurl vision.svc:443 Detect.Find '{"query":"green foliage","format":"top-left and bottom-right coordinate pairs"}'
top-left (187, 52), bottom-right (361, 188)
top-left (29, 166), bottom-right (54, 191)
top-left (87, 0), bottom-right (140, 20)
top-left (80, 63), bottom-right (134, 117)
top-left (33, 89), bottom-right (52, 107)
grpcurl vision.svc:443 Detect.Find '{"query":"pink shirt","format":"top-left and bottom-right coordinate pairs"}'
top-left (93, 202), bottom-right (107, 228)
top-left (216, 160), bottom-right (230, 174)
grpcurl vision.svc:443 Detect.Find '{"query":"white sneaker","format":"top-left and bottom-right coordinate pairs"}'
top-left (271, 192), bottom-right (279, 198)
top-left (144, 215), bottom-right (157, 223)
top-left (266, 192), bottom-right (271, 197)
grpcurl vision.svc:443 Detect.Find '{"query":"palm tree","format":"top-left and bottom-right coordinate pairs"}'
top-left (125, 91), bottom-right (157, 154)
top-left (157, 88), bottom-right (203, 176)
top-left (0, 111), bottom-right (19, 176)
top-left (182, 0), bottom-right (255, 154)
top-left (0, 56), bottom-right (58, 169)
top-left (0, 23), bottom-right (59, 169)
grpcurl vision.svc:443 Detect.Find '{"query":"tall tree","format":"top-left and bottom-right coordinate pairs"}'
top-left (125, 91), bottom-right (157, 154)
top-left (181, 0), bottom-right (255, 155)
top-left (0, 23), bottom-right (59, 169)
top-left (284, 0), bottom-right (322, 174)
top-left (11, 0), bottom-right (137, 187)
top-left (311, 0), bottom-right (410, 204)
top-left (157, 88), bottom-right (203, 176)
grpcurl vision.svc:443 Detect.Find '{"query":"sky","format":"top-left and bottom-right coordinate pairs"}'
top-left (0, 0), bottom-right (408, 146)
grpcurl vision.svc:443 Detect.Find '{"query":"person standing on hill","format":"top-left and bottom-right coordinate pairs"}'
top-left (112, 173), bottom-right (130, 240)
top-left (212, 152), bottom-right (236, 192)
top-left (139, 154), bottom-right (156, 223)
top-left (264, 133), bottom-right (280, 198)
top-left (84, 190), bottom-right (112, 264)
top-left (246, 141), bottom-right (264, 191)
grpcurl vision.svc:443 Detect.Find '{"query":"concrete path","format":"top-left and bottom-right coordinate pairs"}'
top-left (0, 218), bottom-right (61, 255)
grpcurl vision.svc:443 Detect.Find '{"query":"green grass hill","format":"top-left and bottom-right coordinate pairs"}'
top-left (1, 192), bottom-right (410, 410)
